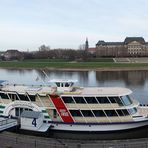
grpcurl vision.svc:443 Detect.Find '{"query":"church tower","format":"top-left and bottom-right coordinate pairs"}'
top-left (85, 38), bottom-right (89, 51)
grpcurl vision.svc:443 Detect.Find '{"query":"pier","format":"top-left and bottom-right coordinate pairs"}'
top-left (0, 117), bottom-right (18, 132)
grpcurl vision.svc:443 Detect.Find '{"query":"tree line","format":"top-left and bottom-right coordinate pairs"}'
top-left (23, 45), bottom-right (93, 61)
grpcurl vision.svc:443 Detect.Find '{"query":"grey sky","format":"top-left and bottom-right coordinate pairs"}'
top-left (0, 0), bottom-right (148, 51)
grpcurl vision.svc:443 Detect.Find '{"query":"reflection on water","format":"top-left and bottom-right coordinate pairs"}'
top-left (0, 69), bottom-right (148, 104)
top-left (96, 71), bottom-right (146, 87)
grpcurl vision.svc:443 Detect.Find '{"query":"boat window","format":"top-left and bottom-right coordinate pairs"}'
top-left (65, 83), bottom-right (70, 87)
top-left (73, 97), bottom-right (85, 103)
top-left (81, 110), bottom-right (93, 117)
top-left (116, 109), bottom-right (129, 116)
top-left (96, 97), bottom-right (110, 103)
top-left (108, 97), bottom-right (123, 106)
top-left (29, 95), bottom-right (36, 101)
top-left (116, 110), bottom-right (124, 116)
top-left (55, 82), bottom-right (60, 87)
top-left (108, 97), bottom-right (117, 103)
top-left (61, 83), bottom-right (64, 87)
top-left (53, 109), bottom-right (57, 118)
top-left (122, 109), bottom-right (129, 115)
top-left (0, 93), bottom-right (9, 99)
top-left (62, 96), bottom-right (74, 103)
top-left (105, 110), bottom-right (118, 116)
top-left (70, 110), bottom-right (82, 117)
top-left (121, 95), bottom-right (132, 106)
top-left (85, 97), bottom-right (97, 104)
top-left (116, 98), bottom-right (124, 106)
top-left (93, 110), bottom-right (105, 117)
top-left (8, 94), bottom-right (22, 101)
top-left (70, 82), bottom-right (74, 87)
top-left (128, 108), bottom-right (137, 114)
top-left (18, 94), bottom-right (36, 101)
top-left (9, 94), bottom-right (18, 101)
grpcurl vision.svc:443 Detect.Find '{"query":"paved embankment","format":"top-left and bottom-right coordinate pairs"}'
top-left (0, 131), bottom-right (148, 148)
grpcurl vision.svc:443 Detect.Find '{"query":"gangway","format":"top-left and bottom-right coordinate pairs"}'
top-left (0, 117), bottom-right (18, 132)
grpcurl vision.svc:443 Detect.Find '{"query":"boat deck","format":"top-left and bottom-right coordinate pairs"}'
top-left (1, 84), bottom-right (52, 95)
top-left (138, 106), bottom-right (148, 117)
top-left (1, 84), bottom-right (132, 96)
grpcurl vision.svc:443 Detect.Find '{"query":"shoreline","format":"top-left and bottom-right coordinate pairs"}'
top-left (1, 60), bottom-right (148, 71)
top-left (0, 66), bottom-right (148, 72)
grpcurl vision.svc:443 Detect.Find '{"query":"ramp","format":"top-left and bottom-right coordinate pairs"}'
top-left (0, 117), bottom-right (18, 131)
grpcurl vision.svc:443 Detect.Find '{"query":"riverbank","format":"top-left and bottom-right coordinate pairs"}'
top-left (0, 61), bottom-right (148, 71)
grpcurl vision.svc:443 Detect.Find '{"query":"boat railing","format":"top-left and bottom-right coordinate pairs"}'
top-left (0, 90), bottom-right (50, 109)
top-left (131, 98), bottom-right (139, 106)
top-left (0, 118), bottom-right (16, 126)
top-left (6, 83), bottom-right (50, 87)
top-left (0, 117), bottom-right (18, 131)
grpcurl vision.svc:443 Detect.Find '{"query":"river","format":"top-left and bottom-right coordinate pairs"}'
top-left (0, 69), bottom-right (148, 104)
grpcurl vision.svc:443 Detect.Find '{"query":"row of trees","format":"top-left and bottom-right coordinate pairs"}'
top-left (23, 45), bottom-right (93, 61)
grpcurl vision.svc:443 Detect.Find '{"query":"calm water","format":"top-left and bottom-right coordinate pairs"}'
top-left (0, 69), bottom-right (148, 104)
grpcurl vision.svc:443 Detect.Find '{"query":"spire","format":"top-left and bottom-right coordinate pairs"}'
top-left (85, 37), bottom-right (89, 50)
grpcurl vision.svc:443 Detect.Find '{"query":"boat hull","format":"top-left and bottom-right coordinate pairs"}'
top-left (48, 120), bottom-right (148, 140)
top-left (49, 125), bottom-right (148, 140)
top-left (10, 120), bottom-right (148, 140)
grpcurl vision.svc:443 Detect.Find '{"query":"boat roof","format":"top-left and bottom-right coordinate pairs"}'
top-left (0, 84), bottom-right (132, 96)
top-left (49, 79), bottom-right (77, 83)
top-left (21, 111), bottom-right (42, 119)
top-left (79, 87), bottom-right (132, 96)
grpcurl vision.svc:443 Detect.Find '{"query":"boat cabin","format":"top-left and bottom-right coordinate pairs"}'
top-left (21, 110), bottom-right (44, 131)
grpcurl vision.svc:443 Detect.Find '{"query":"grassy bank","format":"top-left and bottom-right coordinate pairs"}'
top-left (0, 60), bottom-right (148, 70)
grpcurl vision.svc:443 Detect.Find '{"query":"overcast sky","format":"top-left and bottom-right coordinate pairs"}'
top-left (0, 0), bottom-right (148, 51)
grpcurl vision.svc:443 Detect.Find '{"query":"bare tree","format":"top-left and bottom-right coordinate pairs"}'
top-left (39, 45), bottom-right (50, 51)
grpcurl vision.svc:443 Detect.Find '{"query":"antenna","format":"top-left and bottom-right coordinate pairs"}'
top-left (42, 70), bottom-right (50, 81)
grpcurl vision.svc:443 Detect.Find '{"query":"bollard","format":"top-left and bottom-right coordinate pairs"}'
top-left (34, 140), bottom-right (36, 147)
top-left (16, 137), bottom-right (18, 144)
top-left (77, 144), bottom-right (81, 148)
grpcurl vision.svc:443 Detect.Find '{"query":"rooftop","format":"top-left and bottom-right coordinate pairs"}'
top-left (124, 37), bottom-right (145, 45)
top-left (96, 41), bottom-right (123, 46)
top-left (96, 37), bottom-right (147, 46)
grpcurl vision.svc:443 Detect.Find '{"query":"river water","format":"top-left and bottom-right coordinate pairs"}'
top-left (0, 69), bottom-right (148, 104)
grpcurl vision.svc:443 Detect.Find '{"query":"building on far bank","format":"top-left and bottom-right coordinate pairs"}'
top-left (86, 37), bottom-right (148, 57)
top-left (2, 49), bottom-right (24, 60)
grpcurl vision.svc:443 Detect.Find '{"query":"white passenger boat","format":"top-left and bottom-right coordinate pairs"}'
top-left (0, 79), bottom-right (148, 139)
